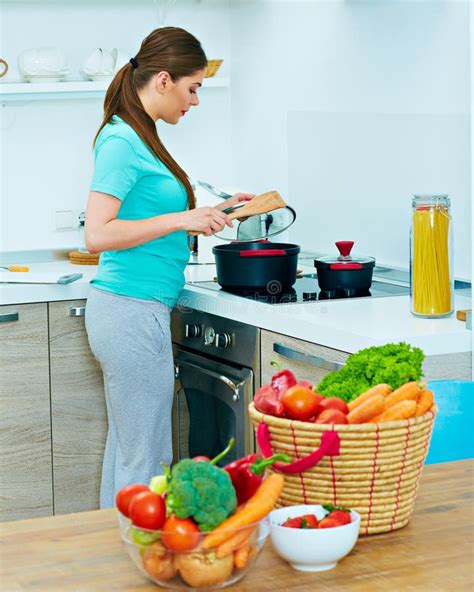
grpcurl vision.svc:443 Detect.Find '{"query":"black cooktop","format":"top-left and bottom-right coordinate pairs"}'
top-left (194, 274), bottom-right (410, 305)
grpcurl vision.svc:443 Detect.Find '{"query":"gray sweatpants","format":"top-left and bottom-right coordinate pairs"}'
top-left (85, 286), bottom-right (174, 508)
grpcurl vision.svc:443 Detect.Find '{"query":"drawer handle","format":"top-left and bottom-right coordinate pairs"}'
top-left (69, 306), bottom-right (86, 317)
top-left (273, 342), bottom-right (345, 372)
top-left (0, 312), bottom-right (19, 323)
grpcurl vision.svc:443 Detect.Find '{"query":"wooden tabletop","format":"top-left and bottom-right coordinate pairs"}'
top-left (1, 460), bottom-right (473, 591)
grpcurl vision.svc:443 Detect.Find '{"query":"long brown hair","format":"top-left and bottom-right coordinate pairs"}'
top-left (94, 27), bottom-right (207, 209)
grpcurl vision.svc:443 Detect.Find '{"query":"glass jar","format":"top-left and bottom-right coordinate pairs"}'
top-left (410, 194), bottom-right (453, 317)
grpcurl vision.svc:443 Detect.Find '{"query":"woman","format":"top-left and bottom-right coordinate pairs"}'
top-left (85, 26), bottom-right (253, 508)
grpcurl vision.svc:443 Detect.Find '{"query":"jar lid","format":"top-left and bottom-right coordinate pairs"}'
top-left (412, 194), bottom-right (450, 207)
top-left (315, 241), bottom-right (375, 268)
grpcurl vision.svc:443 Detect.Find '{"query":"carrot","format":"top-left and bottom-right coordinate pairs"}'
top-left (385, 382), bottom-right (422, 409)
top-left (202, 473), bottom-right (284, 550)
top-left (347, 384), bottom-right (392, 411)
top-left (347, 394), bottom-right (386, 424)
top-left (234, 543), bottom-right (251, 569)
top-left (216, 526), bottom-right (256, 558)
top-left (415, 389), bottom-right (434, 416)
top-left (375, 400), bottom-right (417, 422)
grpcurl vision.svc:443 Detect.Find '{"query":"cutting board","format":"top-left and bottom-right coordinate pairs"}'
top-left (0, 272), bottom-right (83, 284)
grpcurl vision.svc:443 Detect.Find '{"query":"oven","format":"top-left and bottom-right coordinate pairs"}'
top-left (171, 309), bottom-right (260, 465)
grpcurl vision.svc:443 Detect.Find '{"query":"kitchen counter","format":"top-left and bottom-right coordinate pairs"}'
top-left (0, 258), bottom-right (470, 357)
top-left (0, 460), bottom-right (472, 591)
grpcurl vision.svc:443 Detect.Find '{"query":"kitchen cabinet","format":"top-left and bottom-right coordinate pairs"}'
top-left (0, 300), bottom-right (107, 521)
top-left (49, 300), bottom-right (107, 514)
top-left (0, 303), bottom-right (53, 521)
top-left (261, 329), bottom-right (349, 386)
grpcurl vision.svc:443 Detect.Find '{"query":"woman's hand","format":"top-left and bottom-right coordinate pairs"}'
top-left (215, 192), bottom-right (256, 211)
top-left (178, 206), bottom-right (233, 236)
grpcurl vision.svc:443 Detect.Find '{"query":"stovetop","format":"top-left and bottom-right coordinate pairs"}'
top-left (193, 274), bottom-right (410, 305)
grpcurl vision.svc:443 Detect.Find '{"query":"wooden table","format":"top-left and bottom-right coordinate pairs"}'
top-left (1, 461), bottom-right (473, 591)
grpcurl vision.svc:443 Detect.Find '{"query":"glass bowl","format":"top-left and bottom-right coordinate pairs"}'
top-left (118, 512), bottom-right (270, 589)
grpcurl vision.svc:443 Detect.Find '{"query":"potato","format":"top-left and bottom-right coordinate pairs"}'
top-left (176, 551), bottom-right (234, 588)
top-left (143, 541), bottom-right (177, 581)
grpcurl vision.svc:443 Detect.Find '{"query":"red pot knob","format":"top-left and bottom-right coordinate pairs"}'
top-left (335, 241), bottom-right (354, 257)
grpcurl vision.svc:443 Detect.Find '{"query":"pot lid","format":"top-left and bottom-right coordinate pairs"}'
top-left (213, 205), bottom-right (296, 242)
top-left (315, 241), bottom-right (375, 267)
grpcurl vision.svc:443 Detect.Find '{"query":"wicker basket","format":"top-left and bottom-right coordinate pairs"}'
top-left (205, 59), bottom-right (223, 78)
top-left (249, 402), bottom-right (436, 535)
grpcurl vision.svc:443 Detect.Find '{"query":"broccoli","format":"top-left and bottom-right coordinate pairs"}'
top-left (165, 459), bottom-right (237, 531)
top-left (316, 342), bottom-right (425, 402)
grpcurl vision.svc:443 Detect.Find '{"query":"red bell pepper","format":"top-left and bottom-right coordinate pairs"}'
top-left (254, 384), bottom-right (285, 417)
top-left (224, 453), bottom-right (291, 504)
top-left (270, 361), bottom-right (297, 397)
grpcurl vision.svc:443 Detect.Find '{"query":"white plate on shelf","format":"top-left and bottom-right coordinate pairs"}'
top-left (22, 74), bottom-right (68, 83)
top-left (83, 74), bottom-right (114, 81)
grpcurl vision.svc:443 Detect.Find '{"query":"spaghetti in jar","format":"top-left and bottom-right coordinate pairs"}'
top-left (410, 194), bottom-right (453, 317)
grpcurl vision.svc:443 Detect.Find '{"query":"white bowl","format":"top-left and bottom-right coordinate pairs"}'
top-left (269, 504), bottom-right (360, 572)
top-left (18, 47), bottom-right (69, 76)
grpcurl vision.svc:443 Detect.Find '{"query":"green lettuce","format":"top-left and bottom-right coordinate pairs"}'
top-left (315, 342), bottom-right (425, 402)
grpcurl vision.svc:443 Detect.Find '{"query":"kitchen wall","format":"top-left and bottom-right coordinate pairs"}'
top-left (1, 0), bottom-right (472, 281)
top-left (0, 0), bottom-right (233, 252)
top-left (229, 0), bottom-right (472, 279)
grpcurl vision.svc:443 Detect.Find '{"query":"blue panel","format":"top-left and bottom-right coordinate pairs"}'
top-left (425, 380), bottom-right (474, 464)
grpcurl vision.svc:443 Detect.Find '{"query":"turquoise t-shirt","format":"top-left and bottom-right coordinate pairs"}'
top-left (89, 116), bottom-right (189, 306)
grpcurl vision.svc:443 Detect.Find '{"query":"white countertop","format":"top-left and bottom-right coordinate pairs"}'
top-left (0, 256), bottom-right (471, 357)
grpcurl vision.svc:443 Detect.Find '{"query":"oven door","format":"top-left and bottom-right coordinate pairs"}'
top-left (173, 347), bottom-right (253, 464)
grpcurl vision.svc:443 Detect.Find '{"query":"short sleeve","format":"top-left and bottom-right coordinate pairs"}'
top-left (90, 136), bottom-right (141, 201)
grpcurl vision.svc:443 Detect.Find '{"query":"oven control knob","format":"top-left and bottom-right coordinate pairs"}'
top-left (204, 326), bottom-right (215, 346)
top-left (185, 323), bottom-right (201, 338)
top-left (214, 332), bottom-right (232, 349)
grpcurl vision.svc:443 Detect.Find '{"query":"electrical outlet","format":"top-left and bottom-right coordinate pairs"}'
top-left (55, 210), bottom-right (74, 230)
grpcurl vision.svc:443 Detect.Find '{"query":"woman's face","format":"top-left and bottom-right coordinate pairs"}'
top-left (158, 68), bottom-right (206, 124)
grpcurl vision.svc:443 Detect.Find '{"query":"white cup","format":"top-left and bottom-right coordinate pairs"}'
top-left (18, 47), bottom-right (69, 75)
top-left (81, 48), bottom-right (116, 76)
top-left (111, 48), bottom-right (129, 73)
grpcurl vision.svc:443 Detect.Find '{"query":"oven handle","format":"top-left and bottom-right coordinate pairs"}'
top-left (273, 342), bottom-right (345, 371)
top-left (175, 360), bottom-right (245, 402)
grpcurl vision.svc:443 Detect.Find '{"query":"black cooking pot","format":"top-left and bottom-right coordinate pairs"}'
top-left (213, 242), bottom-right (300, 292)
top-left (314, 241), bottom-right (375, 291)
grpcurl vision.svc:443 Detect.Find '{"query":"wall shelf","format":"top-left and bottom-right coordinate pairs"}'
top-left (1, 77), bottom-right (230, 103)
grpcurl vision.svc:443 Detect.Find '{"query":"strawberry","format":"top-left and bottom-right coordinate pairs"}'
top-left (317, 517), bottom-right (342, 529)
top-left (327, 509), bottom-right (351, 525)
top-left (300, 514), bottom-right (318, 528)
top-left (282, 517), bottom-right (303, 528)
top-left (281, 513), bottom-right (319, 528)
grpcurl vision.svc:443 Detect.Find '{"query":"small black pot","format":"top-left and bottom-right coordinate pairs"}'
top-left (314, 241), bottom-right (375, 292)
top-left (213, 242), bottom-right (300, 292)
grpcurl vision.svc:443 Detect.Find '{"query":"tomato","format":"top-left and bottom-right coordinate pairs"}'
top-left (115, 484), bottom-right (149, 518)
top-left (296, 380), bottom-right (313, 390)
top-left (192, 455), bottom-right (211, 462)
top-left (318, 397), bottom-right (350, 415)
top-left (161, 515), bottom-right (201, 552)
top-left (281, 386), bottom-right (323, 421)
top-left (129, 491), bottom-right (166, 530)
top-left (315, 409), bottom-right (349, 424)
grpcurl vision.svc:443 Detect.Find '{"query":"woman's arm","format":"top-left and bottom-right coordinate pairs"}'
top-left (85, 191), bottom-right (231, 253)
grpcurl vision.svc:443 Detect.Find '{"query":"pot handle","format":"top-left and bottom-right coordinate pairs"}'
top-left (240, 249), bottom-right (286, 257)
top-left (256, 422), bottom-right (340, 474)
top-left (329, 263), bottom-right (363, 270)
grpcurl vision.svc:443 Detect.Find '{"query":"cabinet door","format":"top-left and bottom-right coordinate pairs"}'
top-left (49, 300), bottom-right (107, 514)
top-left (261, 330), bottom-right (349, 387)
top-left (0, 303), bottom-right (53, 520)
